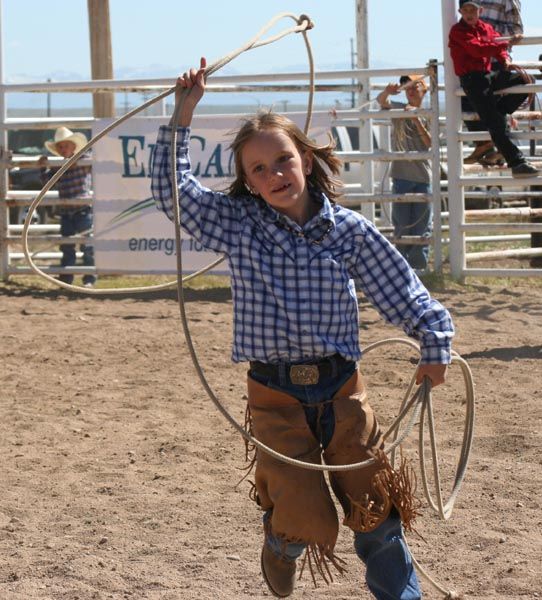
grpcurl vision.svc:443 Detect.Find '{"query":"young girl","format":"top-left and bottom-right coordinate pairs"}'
top-left (151, 58), bottom-right (454, 600)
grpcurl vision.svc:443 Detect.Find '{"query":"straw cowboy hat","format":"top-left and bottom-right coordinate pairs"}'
top-left (45, 126), bottom-right (88, 156)
top-left (399, 74), bottom-right (428, 91)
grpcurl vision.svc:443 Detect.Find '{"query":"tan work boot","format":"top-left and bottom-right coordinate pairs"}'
top-left (261, 544), bottom-right (297, 598)
top-left (464, 140), bottom-right (494, 164)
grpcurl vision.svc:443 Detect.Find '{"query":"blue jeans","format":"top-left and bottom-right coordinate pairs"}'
top-left (354, 509), bottom-right (421, 600)
top-left (59, 208), bottom-right (96, 285)
top-left (251, 359), bottom-right (422, 599)
top-left (392, 178), bottom-right (433, 272)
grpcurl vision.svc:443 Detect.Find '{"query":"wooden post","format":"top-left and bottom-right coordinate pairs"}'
top-left (87, 0), bottom-right (115, 118)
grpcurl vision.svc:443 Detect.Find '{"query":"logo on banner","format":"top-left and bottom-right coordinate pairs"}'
top-left (92, 114), bottom-right (333, 274)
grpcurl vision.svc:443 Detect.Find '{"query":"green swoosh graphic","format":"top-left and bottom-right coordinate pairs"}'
top-left (107, 197), bottom-right (155, 226)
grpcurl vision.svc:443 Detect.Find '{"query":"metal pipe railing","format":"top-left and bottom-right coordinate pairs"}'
top-left (5, 48), bottom-right (541, 280)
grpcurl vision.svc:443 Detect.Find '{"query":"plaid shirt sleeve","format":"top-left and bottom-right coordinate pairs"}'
top-left (350, 220), bottom-right (454, 364)
top-left (480, 0), bottom-right (523, 36)
top-left (151, 125), bottom-right (243, 255)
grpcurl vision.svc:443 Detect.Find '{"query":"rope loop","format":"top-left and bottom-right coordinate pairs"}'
top-left (21, 12), bottom-right (314, 294)
top-left (22, 14), bottom-right (475, 515)
top-left (297, 14), bottom-right (315, 30)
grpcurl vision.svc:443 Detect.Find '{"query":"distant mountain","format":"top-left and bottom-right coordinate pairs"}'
top-left (7, 56), bottom-right (404, 85)
top-left (6, 57), bottom-right (412, 112)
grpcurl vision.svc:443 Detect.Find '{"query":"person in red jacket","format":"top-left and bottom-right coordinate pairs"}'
top-left (449, 0), bottom-right (538, 178)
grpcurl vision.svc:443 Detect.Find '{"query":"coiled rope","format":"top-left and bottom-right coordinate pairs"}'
top-left (22, 14), bottom-right (474, 597)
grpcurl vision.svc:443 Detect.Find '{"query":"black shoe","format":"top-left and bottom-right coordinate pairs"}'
top-left (511, 162), bottom-right (540, 178)
top-left (56, 275), bottom-right (74, 285)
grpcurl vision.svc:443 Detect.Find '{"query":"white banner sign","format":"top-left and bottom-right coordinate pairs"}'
top-left (92, 112), bottom-right (334, 274)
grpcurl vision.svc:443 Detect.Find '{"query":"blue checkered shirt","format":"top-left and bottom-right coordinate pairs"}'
top-left (152, 126), bottom-right (454, 365)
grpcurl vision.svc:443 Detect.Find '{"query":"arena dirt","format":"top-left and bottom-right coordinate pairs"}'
top-left (1, 279), bottom-right (541, 599)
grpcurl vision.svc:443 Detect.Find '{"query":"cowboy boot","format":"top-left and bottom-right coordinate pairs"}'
top-left (261, 544), bottom-right (297, 598)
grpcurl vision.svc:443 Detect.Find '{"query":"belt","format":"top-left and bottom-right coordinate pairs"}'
top-left (249, 353), bottom-right (352, 386)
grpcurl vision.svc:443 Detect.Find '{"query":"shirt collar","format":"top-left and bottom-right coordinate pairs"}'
top-left (257, 189), bottom-right (336, 232)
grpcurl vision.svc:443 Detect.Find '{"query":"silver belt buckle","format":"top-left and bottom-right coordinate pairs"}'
top-left (289, 364), bottom-right (319, 385)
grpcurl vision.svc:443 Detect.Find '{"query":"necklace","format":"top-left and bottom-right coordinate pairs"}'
top-left (276, 217), bottom-right (333, 245)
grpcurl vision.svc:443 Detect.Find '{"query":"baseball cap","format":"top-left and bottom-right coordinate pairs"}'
top-left (459, 0), bottom-right (481, 8)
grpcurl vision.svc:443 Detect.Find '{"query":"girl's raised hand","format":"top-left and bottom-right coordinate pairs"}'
top-left (173, 57), bottom-right (207, 127)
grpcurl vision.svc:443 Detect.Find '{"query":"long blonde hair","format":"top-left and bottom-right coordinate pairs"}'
top-left (227, 111), bottom-right (343, 202)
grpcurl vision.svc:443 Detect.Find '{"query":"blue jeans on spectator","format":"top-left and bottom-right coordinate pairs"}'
top-left (59, 208), bottom-right (96, 285)
top-left (392, 178), bottom-right (433, 272)
top-left (251, 358), bottom-right (421, 599)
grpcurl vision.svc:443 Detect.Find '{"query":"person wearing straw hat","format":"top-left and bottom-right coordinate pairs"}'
top-left (376, 74), bottom-right (433, 274)
top-left (39, 126), bottom-right (97, 287)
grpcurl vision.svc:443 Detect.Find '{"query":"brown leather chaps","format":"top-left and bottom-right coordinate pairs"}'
top-left (246, 369), bottom-right (417, 559)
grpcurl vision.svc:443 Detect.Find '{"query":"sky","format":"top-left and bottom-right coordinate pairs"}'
top-left (2, 0), bottom-right (542, 109)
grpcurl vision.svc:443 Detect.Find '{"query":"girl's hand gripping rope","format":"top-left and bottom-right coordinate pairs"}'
top-left (171, 57), bottom-right (207, 127)
top-left (416, 363), bottom-right (447, 388)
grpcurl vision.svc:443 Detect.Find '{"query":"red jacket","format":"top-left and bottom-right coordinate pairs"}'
top-left (448, 18), bottom-right (510, 76)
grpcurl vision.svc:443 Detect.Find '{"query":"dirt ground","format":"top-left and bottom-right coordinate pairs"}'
top-left (1, 277), bottom-right (541, 600)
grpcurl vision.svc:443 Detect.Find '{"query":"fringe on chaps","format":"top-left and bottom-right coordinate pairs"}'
top-left (243, 369), bottom-right (420, 586)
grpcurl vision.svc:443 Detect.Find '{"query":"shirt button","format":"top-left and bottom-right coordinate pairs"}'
top-left (297, 238), bottom-right (303, 244)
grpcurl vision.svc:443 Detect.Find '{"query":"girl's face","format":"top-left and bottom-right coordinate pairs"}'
top-left (241, 128), bottom-right (313, 224)
top-left (55, 140), bottom-right (77, 158)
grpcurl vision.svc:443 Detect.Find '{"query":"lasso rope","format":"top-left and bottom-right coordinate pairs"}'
top-left (168, 26), bottom-right (474, 599)
top-left (21, 7), bottom-right (475, 508)
top-left (21, 15), bottom-right (474, 598)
